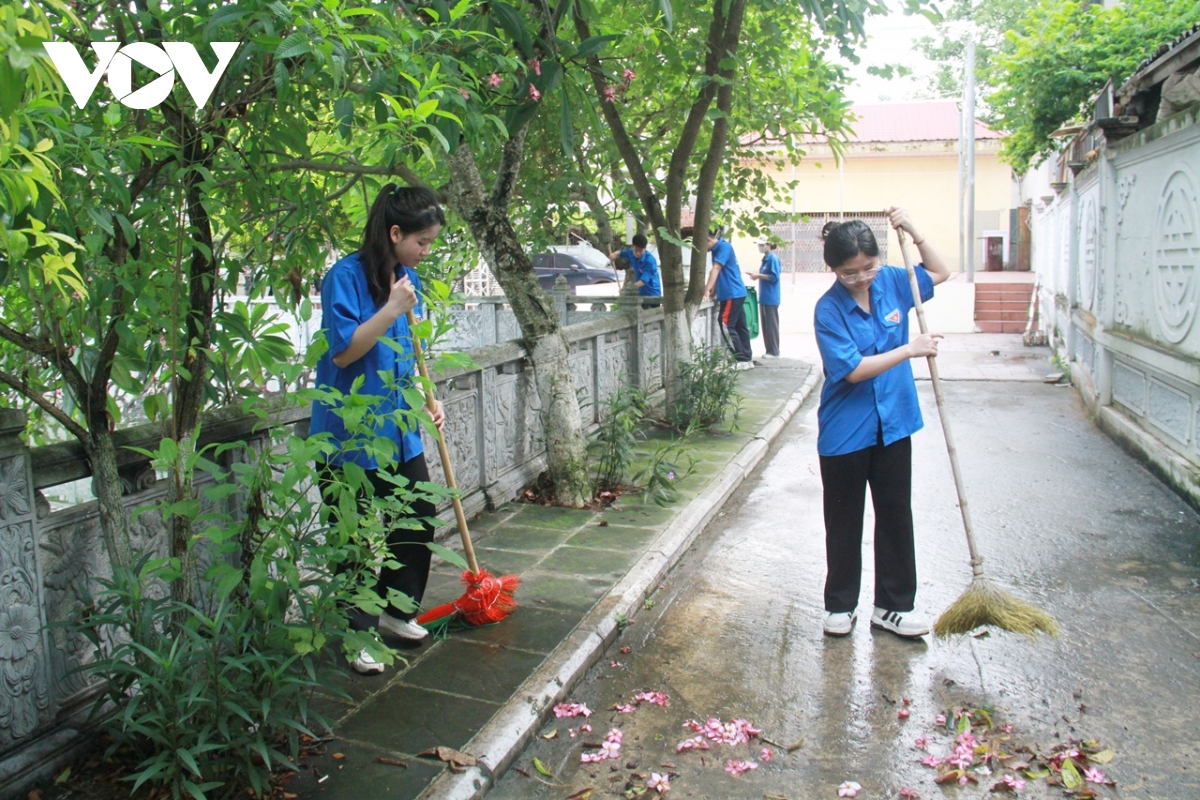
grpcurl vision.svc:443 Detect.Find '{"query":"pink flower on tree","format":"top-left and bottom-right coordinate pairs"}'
top-left (528, 85), bottom-right (542, 101)
top-left (530, 58), bottom-right (541, 76)
top-left (459, 89), bottom-right (470, 99)
top-left (603, 85), bottom-right (616, 102)
top-left (487, 72), bottom-right (502, 88)
top-left (623, 67), bottom-right (636, 81)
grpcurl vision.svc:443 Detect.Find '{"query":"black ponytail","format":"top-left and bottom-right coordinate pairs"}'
top-left (360, 184), bottom-right (446, 306)
top-left (820, 219), bottom-right (879, 270)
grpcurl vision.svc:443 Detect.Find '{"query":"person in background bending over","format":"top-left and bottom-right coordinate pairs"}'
top-left (610, 233), bottom-right (661, 301)
top-left (745, 241), bottom-right (782, 358)
top-left (813, 207), bottom-right (950, 640)
top-left (704, 228), bottom-right (753, 369)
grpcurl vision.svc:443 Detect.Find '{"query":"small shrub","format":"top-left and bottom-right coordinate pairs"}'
top-left (632, 437), bottom-right (697, 507)
top-left (667, 345), bottom-right (742, 432)
top-left (589, 380), bottom-right (649, 493)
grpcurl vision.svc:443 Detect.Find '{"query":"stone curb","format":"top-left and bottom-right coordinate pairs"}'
top-left (418, 366), bottom-right (820, 800)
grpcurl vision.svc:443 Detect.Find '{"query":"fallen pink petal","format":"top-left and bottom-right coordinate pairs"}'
top-left (647, 772), bottom-right (671, 794)
top-left (936, 714), bottom-right (947, 725)
top-left (553, 703), bottom-right (592, 718)
top-left (724, 759), bottom-right (758, 777)
top-left (1083, 767), bottom-right (1107, 784)
top-left (615, 703), bottom-right (635, 714)
top-left (606, 728), bottom-right (623, 744)
top-left (837, 780), bottom-right (862, 797)
top-left (899, 788), bottom-right (920, 798)
top-left (998, 774), bottom-right (1025, 791)
top-left (914, 736), bottom-right (929, 750)
top-left (921, 754), bottom-right (942, 768)
top-left (580, 723), bottom-right (592, 732)
top-left (898, 709), bottom-right (910, 719)
top-left (760, 747), bottom-right (773, 762)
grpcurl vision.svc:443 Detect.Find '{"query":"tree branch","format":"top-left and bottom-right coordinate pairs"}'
top-left (0, 368), bottom-right (88, 441)
top-left (266, 159), bottom-right (426, 184)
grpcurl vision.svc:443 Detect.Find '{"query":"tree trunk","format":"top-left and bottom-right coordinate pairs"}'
top-left (444, 141), bottom-right (591, 507)
top-left (88, 430), bottom-right (134, 571)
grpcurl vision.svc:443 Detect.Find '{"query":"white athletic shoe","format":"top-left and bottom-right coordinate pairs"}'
top-left (870, 607), bottom-right (930, 639)
top-left (823, 610), bottom-right (857, 637)
top-left (350, 648), bottom-right (386, 675)
top-left (379, 613), bottom-right (428, 641)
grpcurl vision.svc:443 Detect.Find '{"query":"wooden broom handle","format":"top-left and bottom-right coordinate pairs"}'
top-left (407, 310), bottom-right (479, 574)
top-left (897, 234), bottom-right (984, 575)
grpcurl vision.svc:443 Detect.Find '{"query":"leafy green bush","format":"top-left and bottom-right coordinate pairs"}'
top-left (667, 345), bottom-right (742, 432)
top-left (588, 380), bottom-right (649, 493)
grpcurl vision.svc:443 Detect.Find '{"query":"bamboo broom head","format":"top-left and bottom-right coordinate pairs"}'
top-left (934, 575), bottom-right (1059, 637)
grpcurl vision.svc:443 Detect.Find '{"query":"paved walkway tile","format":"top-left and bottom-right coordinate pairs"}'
top-left (338, 684), bottom-right (498, 752)
top-left (400, 640), bottom-right (546, 702)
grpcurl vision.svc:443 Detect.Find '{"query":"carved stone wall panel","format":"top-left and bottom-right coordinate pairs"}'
top-left (497, 312), bottom-right (521, 343)
top-left (1154, 167), bottom-right (1200, 346)
top-left (482, 367), bottom-right (499, 485)
top-left (644, 326), bottom-right (663, 388)
top-left (0, 516), bottom-right (51, 751)
top-left (423, 392), bottom-right (481, 493)
top-left (570, 349), bottom-right (595, 424)
top-left (493, 374), bottom-right (522, 474)
top-left (1112, 360), bottom-right (1147, 415)
top-left (442, 311), bottom-right (488, 350)
top-left (1148, 378), bottom-right (1191, 445)
top-left (518, 371), bottom-right (544, 463)
top-left (1078, 192), bottom-right (1099, 312)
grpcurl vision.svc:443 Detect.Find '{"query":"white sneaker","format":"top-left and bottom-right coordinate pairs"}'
top-left (734, 361), bottom-right (754, 371)
top-left (350, 648), bottom-right (386, 675)
top-left (379, 613), bottom-right (428, 641)
top-left (823, 610), bottom-right (857, 636)
top-left (870, 607), bottom-right (930, 639)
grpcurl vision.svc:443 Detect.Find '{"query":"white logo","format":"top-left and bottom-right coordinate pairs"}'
top-left (43, 41), bottom-right (240, 109)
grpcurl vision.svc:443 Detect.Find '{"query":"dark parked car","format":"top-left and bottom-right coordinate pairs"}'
top-left (532, 251), bottom-right (619, 294)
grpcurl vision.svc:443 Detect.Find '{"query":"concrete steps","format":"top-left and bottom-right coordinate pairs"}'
top-left (975, 281), bottom-right (1033, 334)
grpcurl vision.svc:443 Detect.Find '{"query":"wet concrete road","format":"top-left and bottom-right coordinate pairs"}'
top-left (490, 374), bottom-right (1200, 800)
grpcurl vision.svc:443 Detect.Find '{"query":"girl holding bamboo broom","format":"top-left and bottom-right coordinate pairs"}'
top-left (310, 184), bottom-right (447, 674)
top-left (813, 208), bottom-right (950, 639)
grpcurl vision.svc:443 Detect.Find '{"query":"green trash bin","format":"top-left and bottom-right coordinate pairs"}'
top-left (744, 286), bottom-right (760, 340)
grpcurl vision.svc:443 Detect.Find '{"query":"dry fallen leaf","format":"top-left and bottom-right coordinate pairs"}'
top-left (418, 746), bottom-right (478, 767)
top-left (332, 753), bottom-right (345, 760)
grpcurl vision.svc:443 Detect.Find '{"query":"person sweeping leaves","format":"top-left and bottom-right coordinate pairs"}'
top-left (813, 208), bottom-right (950, 639)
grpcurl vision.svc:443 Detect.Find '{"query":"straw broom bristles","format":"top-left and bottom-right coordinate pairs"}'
top-left (934, 575), bottom-right (1059, 637)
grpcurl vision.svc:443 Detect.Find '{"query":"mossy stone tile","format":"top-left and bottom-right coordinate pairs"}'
top-left (482, 524), bottom-right (579, 553)
top-left (599, 503), bottom-right (679, 528)
top-left (337, 683), bottom-right (498, 754)
top-left (400, 639), bottom-right (546, 702)
top-left (518, 569), bottom-right (612, 612)
top-left (471, 546), bottom-right (545, 576)
top-left (509, 503), bottom-right (599, 529)
top-left (569, 523), bottom-right (661, 550)
top-left (451, 605), bottom-right (582, 653)
top-left (536, 544), bottom-right (636, 577)
top-left (283, 738), bottom-right (444, 798)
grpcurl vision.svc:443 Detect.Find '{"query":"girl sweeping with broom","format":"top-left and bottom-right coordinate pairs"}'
top-left (310, 184), bottom-right (447, 674)
top-left (814, 208), bottom-right (950, 639)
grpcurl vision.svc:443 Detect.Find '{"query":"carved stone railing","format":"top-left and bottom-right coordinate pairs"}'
top-left (0, 300), bottom-right (718, 796)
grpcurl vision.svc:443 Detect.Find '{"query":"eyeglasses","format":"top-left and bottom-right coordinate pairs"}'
top-left (836, 267), bottom-right (879, 284)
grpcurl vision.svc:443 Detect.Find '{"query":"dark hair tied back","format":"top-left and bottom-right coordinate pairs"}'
top-left (821, 219), bottom-right (879, 270)
top-left (360, 183), bottom-right (446, 306)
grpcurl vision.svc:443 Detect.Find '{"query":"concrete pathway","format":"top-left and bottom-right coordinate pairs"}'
top-left (283, 356), bottom-right (820, 799)
top-left (486, 342), bottom-right (1200, 800)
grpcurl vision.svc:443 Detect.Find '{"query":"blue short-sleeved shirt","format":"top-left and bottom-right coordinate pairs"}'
top-left (814, 264), bottom-right (934, 457)
top-left (757, 251), bottom-right (781, 306)
top-left (622, 247), bottom-right (661, 296)
top-left (711, 238), bottom-right (746, 301)
top-left (310, 251), bottom-right (426, 469)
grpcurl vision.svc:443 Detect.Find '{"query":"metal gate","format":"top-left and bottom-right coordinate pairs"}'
top-left (770, 212), bottom-right (891, 273)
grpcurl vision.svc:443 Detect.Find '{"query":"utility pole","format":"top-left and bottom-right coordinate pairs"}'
top-left (965, 32), bottom-right (977, 282)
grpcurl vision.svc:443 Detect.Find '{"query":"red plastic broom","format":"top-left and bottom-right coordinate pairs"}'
top-left (405, 311), bottom-right (519, 629)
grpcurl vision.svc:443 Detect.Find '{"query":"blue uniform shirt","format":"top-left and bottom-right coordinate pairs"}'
top-left (622, 247), bottom-right (661, 296)
top-left (711, 238), bottom-right (746, 301)
top-left (757, 251), bottom-right (781, 306)
top-left (310, 251), bottom-right (426, 469)
top-left (814, 264), bottom-right (934, 457)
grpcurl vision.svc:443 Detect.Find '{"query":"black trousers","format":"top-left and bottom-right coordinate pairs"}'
top-left (760, 304), bottom-right (780, 356)
top-left (719, 297), bottom-right (753, 362)
top-left (319, 453), bottom-right (436, 630)
top-left (819, 435), bottom-right (916, 614)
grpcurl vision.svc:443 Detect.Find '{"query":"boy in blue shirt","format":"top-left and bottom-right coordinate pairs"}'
top-left (704, 229), bottom-right (753, 367)
top-left (610, 233), bottom-right (661, 299)
top-left (745, 241), bottom-right (782, 357)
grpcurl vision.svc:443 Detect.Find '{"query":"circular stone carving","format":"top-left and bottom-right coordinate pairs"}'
top-left (1154, 169), bottom-right (1200, 344)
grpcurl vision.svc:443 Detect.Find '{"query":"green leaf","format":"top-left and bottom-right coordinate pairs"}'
top-left (533, 756), bottom-right (554, 777)
top-left (1061, 757), bottom-right (1083, 788)
top-left (334, 96), bottom-right (355, 141)
top-left (276, 32), bottom-right (313, 60)
top-left (657, 0), bottom-right (674, 30)
top-left (490, 2), bottom-right (532, 58)
top-left (560, 91), bottom-right (575, 157)
top-left (426, 541), bottom-right (468, 569)
top-left (1090, 748), bottom-right (1115, 764)
top-left (0, 59), bottom-right (25, 117)
top-left (574, 35), bottom-right (619, 59)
